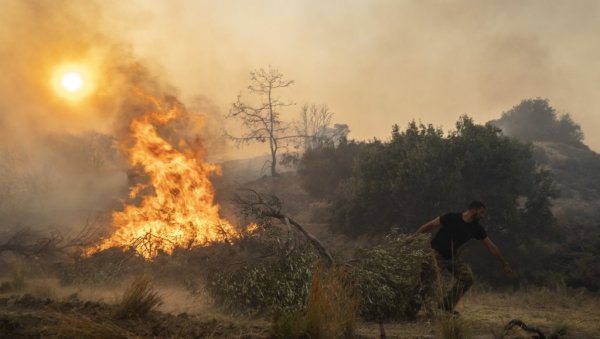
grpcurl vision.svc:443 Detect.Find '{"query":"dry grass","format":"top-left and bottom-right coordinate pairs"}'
top-left (356, 288), bottom-right (600, 337)
top-left (113, 276), bottom-right (163, 320)
top-left (44, 312), bottom-right (133, 338)
top-left (461, 288), bottom-right (600, 337)
top-left (304, 264), bottom-right (359, 339)
top-left (436, 313), bottom-right (471, 339)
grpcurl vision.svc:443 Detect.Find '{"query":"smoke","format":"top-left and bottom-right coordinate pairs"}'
top-left (2, 0), bottom-right (599, 231)
top-left (124, 0), bottom-right (600, 153)
top-left (0, 1), bottom-right (223, 232)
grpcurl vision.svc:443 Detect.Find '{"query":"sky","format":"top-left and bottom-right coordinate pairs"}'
top-left (124, 0), bottom-right (600, 157)
top-left (2, 0), bottom-right (600, 161)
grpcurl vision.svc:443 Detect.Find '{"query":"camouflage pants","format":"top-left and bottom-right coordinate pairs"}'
top-left (422, 251), bottom-right (474, 311)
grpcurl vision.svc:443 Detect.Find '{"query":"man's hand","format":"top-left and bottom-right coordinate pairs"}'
top-left (503, 263), bottom-right (514, 278)
top-left (482, 237), bottom-right (514, 279)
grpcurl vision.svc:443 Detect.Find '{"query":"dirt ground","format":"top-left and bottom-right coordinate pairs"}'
top-left (1, 281), bottom-right (598, 338)
top-left (357, 290), bottom-right (600, 338)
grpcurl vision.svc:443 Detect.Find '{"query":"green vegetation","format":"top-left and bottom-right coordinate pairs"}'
top-left (297, 113), bottom-right (597, 288)
top-left (490, 98), bottom-right (585, 147)
top-left (350, 233), bottom-right (432, 321)
top-left (299, 116), bottom-right (558, 239)
top-left (207, 242), bottom-right (317, 315)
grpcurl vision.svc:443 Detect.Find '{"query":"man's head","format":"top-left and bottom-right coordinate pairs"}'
top-left (468, 200), bottom-right (486, 221)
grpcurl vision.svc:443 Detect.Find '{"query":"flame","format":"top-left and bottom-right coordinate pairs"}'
top-left (87, 90), bottom-right (238, 259)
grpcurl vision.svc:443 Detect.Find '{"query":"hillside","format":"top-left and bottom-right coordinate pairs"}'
top-left (532, 141), bottom-right (600, 224)
top-left (489, 99), bottom-right (600, 225)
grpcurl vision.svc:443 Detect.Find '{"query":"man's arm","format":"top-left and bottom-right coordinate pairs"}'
top-left (481, 237), bottom-right (514, 278)
top-left (414, 217), bottom-right (442, 235)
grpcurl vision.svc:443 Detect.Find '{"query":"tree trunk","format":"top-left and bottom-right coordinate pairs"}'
top-left (271, 149), bottom-right (277, 176)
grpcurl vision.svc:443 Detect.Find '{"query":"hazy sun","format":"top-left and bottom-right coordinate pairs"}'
top-left (52, 63), bottom-right (95, 102)
top-left (61, 71), bottom-right (84, 93)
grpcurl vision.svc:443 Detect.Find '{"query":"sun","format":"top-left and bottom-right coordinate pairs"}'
top-left (61, 71), bottom-right (84, 93)
top-left (52, 63), bottom-right (95, 101)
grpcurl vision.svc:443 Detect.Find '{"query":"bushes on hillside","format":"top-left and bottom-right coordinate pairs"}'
top-left (299, 116), bottom-right (558, 239)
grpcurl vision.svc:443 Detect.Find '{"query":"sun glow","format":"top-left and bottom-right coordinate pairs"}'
top-left (61, 71), bottom-right (84, 92)
top-left (52, 64), bottom-right (94, 101)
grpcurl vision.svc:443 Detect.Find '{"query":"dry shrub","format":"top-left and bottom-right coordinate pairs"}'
top-left (0, 266), bottom-right (26, 293)
top-left (304, 264), bottom-right (358, 339)
top-left (50, 312), bottom-right (131, 339)
top-left (436, 313), bottom-right (471, 339)
top-left (113, 276), bottom-right (163, 319)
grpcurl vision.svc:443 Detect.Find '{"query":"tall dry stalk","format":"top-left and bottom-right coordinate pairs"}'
top-left (304, 264), bottom-right (359, 339)
top-left (113, 276), bottom-right (163, 319)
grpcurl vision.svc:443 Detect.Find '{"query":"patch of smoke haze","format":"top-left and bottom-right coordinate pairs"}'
top-left (0, 1), bottom-right (224, 234)
top-left (125, 0), bottom-right (600, 154)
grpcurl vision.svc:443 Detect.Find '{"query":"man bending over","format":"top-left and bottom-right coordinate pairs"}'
top-left (414, 200), bottom-right (514, 312)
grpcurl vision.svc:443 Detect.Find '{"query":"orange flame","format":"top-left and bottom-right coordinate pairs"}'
top-left (87, 90), bottom-right (238, 259)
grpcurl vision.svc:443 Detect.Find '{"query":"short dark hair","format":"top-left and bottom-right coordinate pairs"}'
top-left (468, 200), bottom-right (486, 210)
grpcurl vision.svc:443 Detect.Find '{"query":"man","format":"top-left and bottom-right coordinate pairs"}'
top-left (413, 200), bottom-right (513, 312)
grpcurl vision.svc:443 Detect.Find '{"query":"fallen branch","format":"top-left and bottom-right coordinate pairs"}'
top-left (233, 188), bottom-right (334, 265)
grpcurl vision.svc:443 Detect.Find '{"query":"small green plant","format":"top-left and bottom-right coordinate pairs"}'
top-left (304, 265), bottom-right (358, 339)
top-left (113, 276), bottom-right (163, 319)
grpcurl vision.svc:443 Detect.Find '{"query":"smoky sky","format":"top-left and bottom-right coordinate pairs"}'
top-left (0, 1), bottom-right (226, 231)
top-left (118, 0), bottom-right (600, 156)
top-left (1, 0), bottom-right (598, 233)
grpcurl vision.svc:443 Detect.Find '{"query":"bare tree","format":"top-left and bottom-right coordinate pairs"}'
top-left (227, 67), bottom-right (297, 177)
top-left (297, 104), bottom-right (349, 151)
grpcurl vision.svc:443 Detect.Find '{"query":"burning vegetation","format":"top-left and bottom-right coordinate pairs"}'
top-left (86, 89), bottom-right (240, 259)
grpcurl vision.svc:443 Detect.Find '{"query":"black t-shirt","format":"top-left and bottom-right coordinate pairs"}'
top-left (431, 212), bottom-right (487, 259)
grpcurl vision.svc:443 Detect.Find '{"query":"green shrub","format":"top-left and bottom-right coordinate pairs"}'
top-left (208, 245), bottom-right (317, 315)
top-left (349, 233), bottom-right (433, 321)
